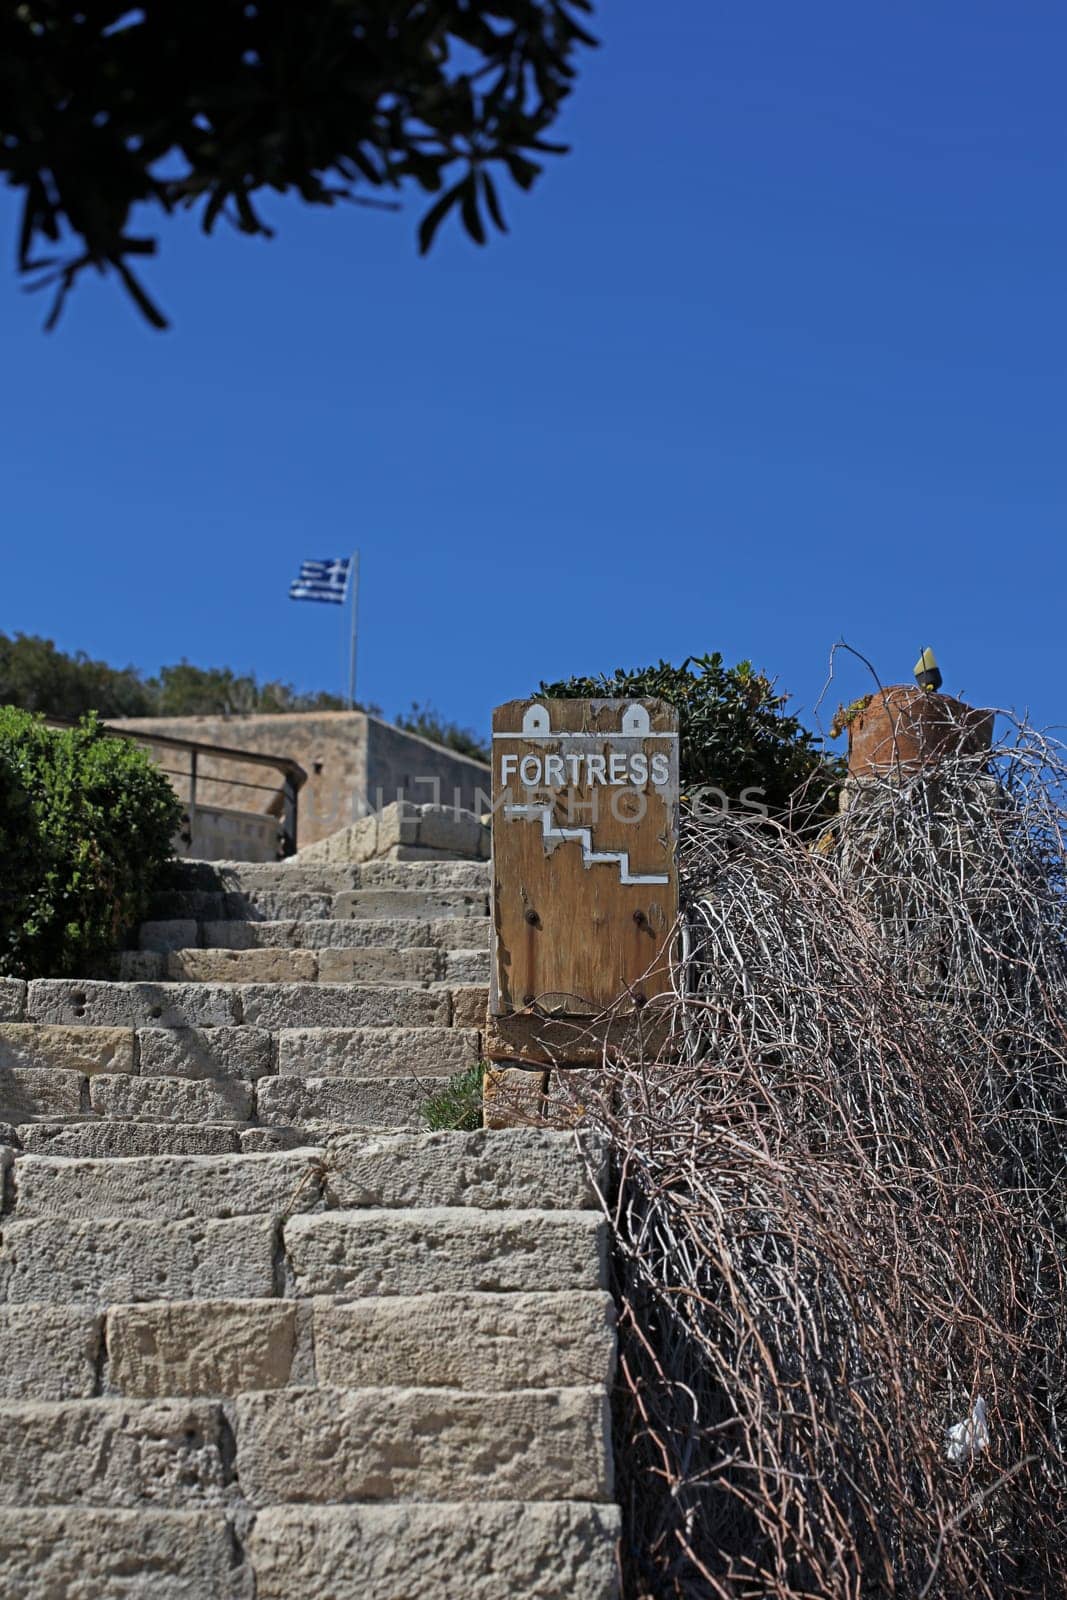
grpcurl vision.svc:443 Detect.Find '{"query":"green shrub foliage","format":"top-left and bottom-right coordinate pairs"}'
top-left (537, 653), bottom-right (843, 822)
top-left (0, 709), bottom-right (183, 979)
top-left (421, 1064), bottom-right (485, 1133)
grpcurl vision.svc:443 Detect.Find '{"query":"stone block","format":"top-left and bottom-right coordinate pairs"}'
top-left (276, 1025), bottom-right (479, 1079)
top-left (356, 859), bottom-right (490, 890)
top-left (27, 980), bottom-right (237, 1028)
top-left (325, 1129), bottom-right (602, 1210)
top-left (442, 949), bottom-right (490, 983)
top-left (238, 1126), bottom-right (308, 1152)
top-left (0, 979), bottom-right (26, 1021)
top-left (146, 889), bottom-right (225, 920)
top-left (428, 915), bottom-right (491, 950)
top-left (17, 1121), bottom-right (239, 1157)
top-left (115, 951), bottom-right (166, 980)
top-left (258, 1074), bottom-right (445, 1129)
top-left (0, 1398), bottom-right (229, 1507)
top-left (221, 889), bottom-right (333, 921)
top-left (236, 1384), bottom-right (611, 1505)
top-left (166, 948), bottom-right (318, 984)
top-left (88, 1074), bottom-right (253, 1124)
top-left (238, 983), bottom-right (449, 1030)
top-left (415, 805), bottom-right (487, 857)
top-left (0, 1508), bottom-right (251, 1599)
top-left (0, 1066), bottom-right (84, 1121)
top-left (246, 1502), bottom-right (620, 1600)
top-left (137, 1025), bottom-right (274, 1081)
top-left (0, 1305), bottom-right (102, 1400)
top-left (107, 1300), bottom-right (298, 1397)
top-left (452, 985), bottom-right (489, 1029)
top-left (138, 919), bottom-right (199, 953)
top-left (373, 801), bottom-right (421, 853)
top-left (14, 1148), bottom-right (323, 1221)
top-left (188, 862), bottom-right (355, 893)
top-left (333, 888), bottom-right (487, 921)
top-left (316, 947), bottom-right (442, 985)
top-left (203, 916), bottom-right (433, 951)
top-left (313, 1291), bottom-right (615, 1391)
top-left (1, 1216), bottom-right (277, 1304)
top-left (0, 1023), bottom-right (135, 1075)
top-left (283, 1207), bottom-right (607, 1297)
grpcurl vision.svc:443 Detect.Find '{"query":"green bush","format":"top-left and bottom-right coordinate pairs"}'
top-left (537, 653), bottom-right (844, 824)
top-left (421, 1063), bottom-right (485, 1132)
top-left (0, 708), bottom-right (183, 979)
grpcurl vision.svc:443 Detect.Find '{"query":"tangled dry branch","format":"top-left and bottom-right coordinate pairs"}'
top-left (554, 712), bottom-right (1067, 1599)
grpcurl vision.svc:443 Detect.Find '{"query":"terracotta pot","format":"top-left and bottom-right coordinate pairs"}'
top-left (847, 686), bottom-right (994, 779)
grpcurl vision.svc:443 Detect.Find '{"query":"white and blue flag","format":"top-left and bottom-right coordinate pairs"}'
top-left (289, 557), bottom-right (351, 605)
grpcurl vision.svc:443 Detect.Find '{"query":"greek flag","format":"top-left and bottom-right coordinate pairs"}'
top-left (289, 557), bottom-right (351, 605)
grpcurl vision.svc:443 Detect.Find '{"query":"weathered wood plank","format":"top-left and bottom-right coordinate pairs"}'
top-left (489, 698), bottom-right (680, 1053)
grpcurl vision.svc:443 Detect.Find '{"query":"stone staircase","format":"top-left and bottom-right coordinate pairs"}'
top-left (0, 853), bottom-right (620, 1598)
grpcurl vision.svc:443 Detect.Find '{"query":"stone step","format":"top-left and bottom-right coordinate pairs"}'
top-left (275, 1025), bottom-right (480, 1079)
top-left (283, 1207), bottom-right (607, 1297)
top-left (0, 1502), bottom-right (619, 1600)
top-left (0, 1305), bottom-right (102, 1400)
top-left (0, 1397), bottom-right (230, 1507)
top-left (235, 1385), bottom-right (611, 1505)
top-left (312, 1291), bottom-right (615, 1393)
top-left (9, 1114), bottom-right (501, 1157)
top-left (116, 946), bottom-right (485, 987)
top-left (334, 888), bottom-right (488, 921)
top-left (4, 1017), bottom-right (476, 1081)
top-left (1, 1291), bottom-right (613, 1401)
top-left (0, 1022), bottom-right (135, 1075)
top-left (23, 979), bottom-right (455, 1029)
top-left (88, 1073), bottom-right (255, 1123)
top-left (246, 1502), bottom-right (620, 1600)
top-left (0, 1066), bottom-right (87, 1122)
top-left (4, 1073), bottom-right (449, 1132)
top-left (172, 858), bottom-right (490, 892)
top-left (138, 1024), bottom-right (274, 1080)
top-left (257, 1074), bottom-right (452, 1130)
top-left (0, 1508), bottom-right (250, 1599)
top-left (149, 887), bottom-right (334, 921)
top-left (0, 1216), bottom-right (278, 1304)
top-left (0, 1074), bottom-right (255, 1128)
top-left (323, 1130), bottom-right (601, 1211)
top-left (146, 884), bottom-right (490, 923)
top-left (14, 1121), bottom-right (246, 1157)
top-left (12, 1149), bottom-right (325, 1221)
top-left (105, 1298), bottom-right (303, 1398)
top-left (2, 1020), bottom-right (480, 1088)
top-left (138, 916), bottom-right (492, 953)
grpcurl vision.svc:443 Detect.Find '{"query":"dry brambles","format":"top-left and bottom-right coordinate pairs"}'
top-left (542, 714), bottom-right (1067, 1599)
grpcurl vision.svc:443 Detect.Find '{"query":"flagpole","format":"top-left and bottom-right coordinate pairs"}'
top-left (347, 550), bottom-right (360, 709)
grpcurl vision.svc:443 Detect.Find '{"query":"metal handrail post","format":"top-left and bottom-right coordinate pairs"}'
top-left (188, 747), bottom-right (198, 842)
top-left (282, 774), bottom-right (299, 858)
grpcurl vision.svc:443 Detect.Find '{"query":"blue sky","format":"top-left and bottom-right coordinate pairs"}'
top-left (2, 2), bottom-right (1065, 744)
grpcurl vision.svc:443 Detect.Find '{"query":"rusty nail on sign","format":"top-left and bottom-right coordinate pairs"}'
top-left (487, 698), bottom-right (680, 1064)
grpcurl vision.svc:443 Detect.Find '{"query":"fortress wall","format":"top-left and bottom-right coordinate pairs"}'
top-left (111, 712), bottom-right (489, 849)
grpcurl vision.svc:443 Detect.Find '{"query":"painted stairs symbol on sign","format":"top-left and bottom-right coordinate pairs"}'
top-left (489, 695), bottom-right (681, 1037)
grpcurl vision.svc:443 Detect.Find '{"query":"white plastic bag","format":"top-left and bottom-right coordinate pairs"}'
top-left (945, 1395), bottom-right (989, 1463)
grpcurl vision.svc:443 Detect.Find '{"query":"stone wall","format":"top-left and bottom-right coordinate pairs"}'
top-left (112, 712), bottom-right (490, 850)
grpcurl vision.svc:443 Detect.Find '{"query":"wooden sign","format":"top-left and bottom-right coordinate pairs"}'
top-left (488, 698), bottom-right (679, 1062)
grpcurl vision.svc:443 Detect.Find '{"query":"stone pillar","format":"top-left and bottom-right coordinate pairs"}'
top-left (835, 687), bottom-right (997, 983)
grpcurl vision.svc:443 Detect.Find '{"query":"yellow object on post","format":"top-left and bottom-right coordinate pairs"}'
top-left (913, 647), bottom-right (943, 694)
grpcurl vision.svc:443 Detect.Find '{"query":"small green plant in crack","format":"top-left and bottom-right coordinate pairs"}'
top-left (422, 1064), bottom-right (485, 1132)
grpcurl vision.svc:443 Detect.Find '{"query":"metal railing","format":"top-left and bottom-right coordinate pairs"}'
top-left (43, 717), bottom-right (307, 858)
